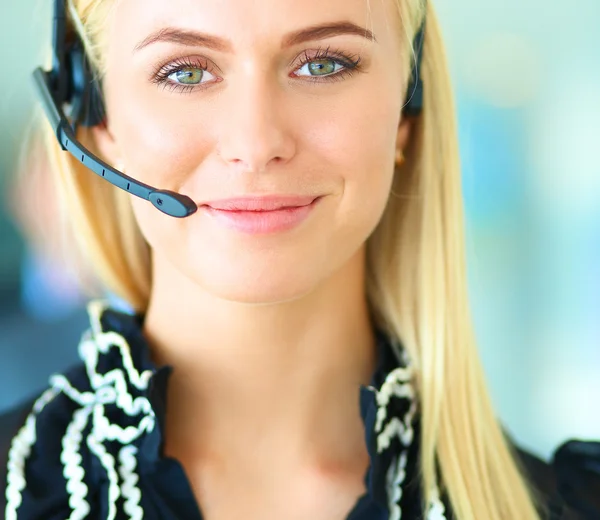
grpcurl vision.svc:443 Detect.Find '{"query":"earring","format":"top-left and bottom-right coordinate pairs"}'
top-left (395, 149), bottom-right (405, 166)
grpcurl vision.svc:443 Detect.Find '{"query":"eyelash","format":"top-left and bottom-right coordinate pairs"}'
top-left (151, 46), bottom-right (364, 94)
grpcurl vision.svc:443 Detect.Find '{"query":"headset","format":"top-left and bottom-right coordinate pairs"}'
top-left (33, 0), bottom-right (426, 218)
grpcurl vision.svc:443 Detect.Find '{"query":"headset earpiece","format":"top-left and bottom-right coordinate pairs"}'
top-left (65, 38), bottom-right (105, 127)
top-left (402, 20), bottom-right (426, 117)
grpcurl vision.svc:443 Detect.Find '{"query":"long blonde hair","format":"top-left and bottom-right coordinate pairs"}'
top-left (37, 0), bottom-right (545, 518)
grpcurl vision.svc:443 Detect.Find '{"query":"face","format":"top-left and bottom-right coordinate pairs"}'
top-left (94, 0), bottom-right (410, 304)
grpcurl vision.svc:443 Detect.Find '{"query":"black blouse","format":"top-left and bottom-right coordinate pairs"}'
top-left (0, 300), bottom-right (599, 519)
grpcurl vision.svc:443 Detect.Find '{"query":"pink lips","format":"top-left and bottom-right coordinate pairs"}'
top-left (201, 195), bottom-right (321, 234)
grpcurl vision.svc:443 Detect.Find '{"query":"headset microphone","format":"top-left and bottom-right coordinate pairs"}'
top-left (34, 0), bottom-right (425, 219)
top-left (32, 68), bottom-right (198, 218)
top-left (33, 0), bottom-right (197, 218)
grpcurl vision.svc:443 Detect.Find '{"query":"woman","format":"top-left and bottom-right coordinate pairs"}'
top-left (1, 0), bottom-right (599, 518)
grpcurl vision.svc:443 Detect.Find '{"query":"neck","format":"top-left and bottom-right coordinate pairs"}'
top-left (143, 248), bottom-right (377, 472)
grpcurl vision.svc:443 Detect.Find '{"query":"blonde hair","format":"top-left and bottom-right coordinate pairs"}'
top-left (38, 0), bottom-right (546, 518)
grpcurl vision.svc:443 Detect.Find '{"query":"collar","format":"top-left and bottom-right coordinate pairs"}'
top-left (5, 300), bottom-right (448, 520)
top-left (97, 301), bottom-right (446, 518)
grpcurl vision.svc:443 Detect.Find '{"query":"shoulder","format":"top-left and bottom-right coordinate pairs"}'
top-left (512, 439), bottom-right (600, 519)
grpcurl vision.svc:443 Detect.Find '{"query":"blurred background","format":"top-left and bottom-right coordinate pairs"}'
top-left (0, 0), bottom-right (598, 460)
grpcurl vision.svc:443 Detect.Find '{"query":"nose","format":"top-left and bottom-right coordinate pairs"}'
top-left (216, 72), bottom-right (296, 174)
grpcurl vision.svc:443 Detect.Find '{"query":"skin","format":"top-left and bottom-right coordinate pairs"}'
top-left (93, 0), bottom-right (412, 516)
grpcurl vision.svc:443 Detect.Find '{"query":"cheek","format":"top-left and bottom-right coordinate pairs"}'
top-left (324, 98), bottom-right (398, 236)
top-left (106, 76), bottom-right (215, 191)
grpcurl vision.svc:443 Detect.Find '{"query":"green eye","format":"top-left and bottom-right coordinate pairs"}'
top-left (307, 59), bottom-right (336, 76)
top-left (169, 67), bottom-right (204, 85)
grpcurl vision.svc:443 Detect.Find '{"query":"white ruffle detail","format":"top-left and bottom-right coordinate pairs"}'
top-left (386, 451), bottom-right (408, 520)
top-left (373, 366), bottom-right (415, 454)
top-left (4, 300), bottom-right (155, 520)
top-left (119, 446), bottom-right (144, 520)
top-left (374, 366), bottom-right (414, 435)
top-left (61, 407), bottom-right (92, 519)
top-left (372, 344), bottom-right (447, 520)
top-left (426, 485), bottom-right (447, 520)
top-left (5, 387), bottom-right (60, 520)
top-left (376, 400), bottom-right (417, 454)
top-left (87, 428), bottom-right (120, 520)
top-left (368, 361), bottom-right (415, 520)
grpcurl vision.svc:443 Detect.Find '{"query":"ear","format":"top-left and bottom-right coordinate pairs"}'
top-left (395, 115), bottom-right (412, 153)
top-left (90, 121), bottom-right (125, 170)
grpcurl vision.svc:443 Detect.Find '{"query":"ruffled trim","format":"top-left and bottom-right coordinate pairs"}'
top-left (5, 300), bottom-right (155, 520)
top-left (5, 387), bottom-right (61, 520)
top-left (363, 341), bottom-right (446, 520)
top-left (5, 299), bottom-right (448, 520)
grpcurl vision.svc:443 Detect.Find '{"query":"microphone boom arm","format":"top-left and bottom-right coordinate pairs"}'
top-left (32, 67), bottom-right (198, 218)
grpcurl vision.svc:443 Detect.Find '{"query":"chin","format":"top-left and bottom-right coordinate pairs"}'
top-left (180, 230), bottom-right (334, 305)
top-left (195, 268), bottom-right (318, 305)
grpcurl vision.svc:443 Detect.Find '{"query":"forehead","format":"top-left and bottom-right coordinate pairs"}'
top-left (109, 0), bottom-right (402, 52)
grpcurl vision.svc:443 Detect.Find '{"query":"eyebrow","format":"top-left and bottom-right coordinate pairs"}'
top-left (133, 21), bottom-right (377, 53)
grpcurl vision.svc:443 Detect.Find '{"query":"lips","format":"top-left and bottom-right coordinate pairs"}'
top-left (200, 195), bottom-right (322, 234)
top-left (202, 195), bottom-right (318, 212)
